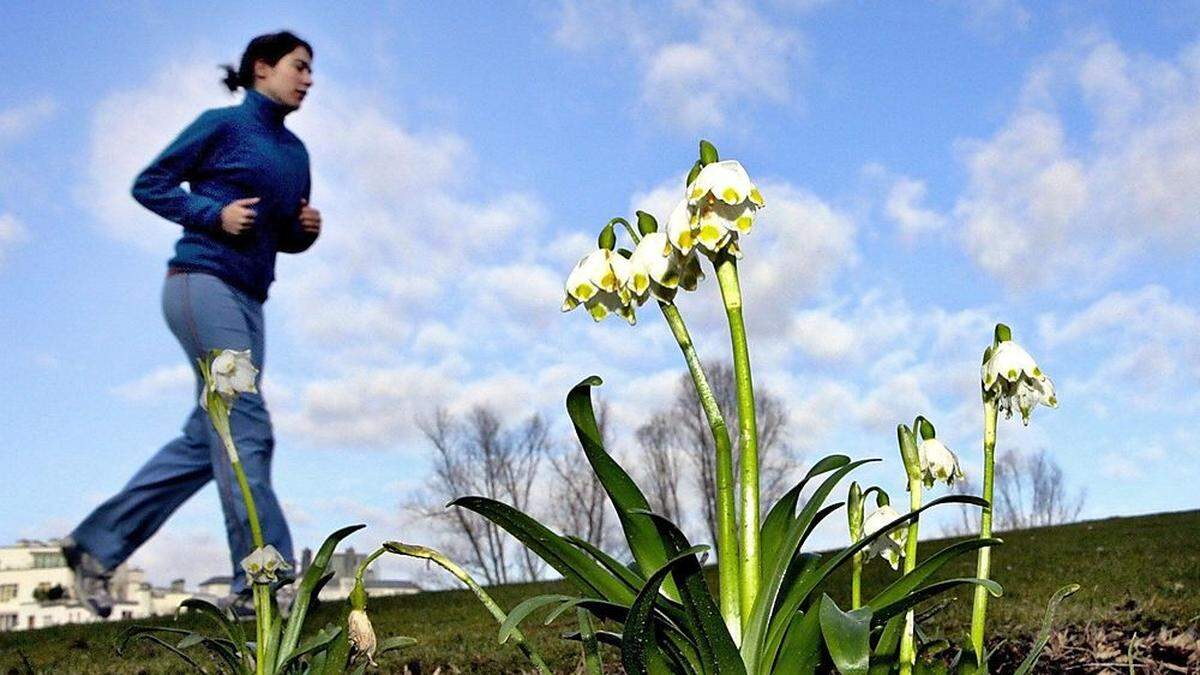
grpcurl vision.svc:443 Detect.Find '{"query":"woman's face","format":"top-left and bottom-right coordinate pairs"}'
top-left (254, 46), bottom-right (313, 109)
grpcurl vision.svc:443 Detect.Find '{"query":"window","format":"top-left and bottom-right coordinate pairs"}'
top-left (32, 552), bottom-right (65, 569)
top-left (0, 584), bottom-right (17, 602)
top-left (0, 613), bottom-right (17, 631)
top-left (121, 610), bottom-right (133, 620)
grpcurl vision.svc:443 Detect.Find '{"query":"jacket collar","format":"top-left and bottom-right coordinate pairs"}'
top-left (243, 89), bottom-right (290, 126)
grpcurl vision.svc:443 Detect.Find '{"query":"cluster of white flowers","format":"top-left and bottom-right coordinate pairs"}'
top-left (562, 156), bottom-right (764, 324)
top-left (982, 340), bottom-right (1058, 424)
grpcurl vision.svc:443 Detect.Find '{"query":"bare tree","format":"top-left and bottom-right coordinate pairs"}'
top-left (667, 362), bottom-right (794, 545)
top-left (549, 400), bottom-right (614, 551)
top-left (636, 411), bottom-right (684, 524)
top-left (946, 449), bottom-right (1085, 535)
top-left (417, 405), bottom-right (551, 584)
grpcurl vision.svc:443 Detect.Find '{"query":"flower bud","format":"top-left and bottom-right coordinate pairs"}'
top-left (348, 607), bottom-right (377, 667)
top-left (597, 224), bottom-right (616, 251)
top-left (847, 482), bottom-right (864, 542)
top-left (897, 424), bottom-right (922, 483)
top-left (636, 210), bottom-right (659, 236)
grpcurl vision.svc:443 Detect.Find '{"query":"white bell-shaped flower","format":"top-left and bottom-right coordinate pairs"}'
top-left (561, 248), bottom-right (637, 324)
top-left (626, 231), bottom-right (705, 304)
top-left (666, 199), bottom-right (698, 255)
top-left (240, 544), bottom-right (290, 585)
top-left (982, 340), bottom-right (1058, 424)
top-left (685, 160), bottom-right (764, 255)
top-left (212, 349), bottom-right (258, 398)
top-left (862, 504), bottom-right (908, 570)
top-left (918, 437), bottom-right (965, 488)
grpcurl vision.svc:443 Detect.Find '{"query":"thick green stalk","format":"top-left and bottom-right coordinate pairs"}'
top-left (898, 476), bottom-right (922, 675)
top-left (385, 543), bottom-right (552, 675)
top-left (970, 399), bottom-right (999, 664)
top-left (714, 254), bottom-right (760, 625)
top-left (848, 483), bottom-right (863, 610)
top-left (229, 455), bottom-right (269, 675)
top-left (660, 302), bottom-right (741, 642)
top-left (355, 546), bottom-right (388, 582)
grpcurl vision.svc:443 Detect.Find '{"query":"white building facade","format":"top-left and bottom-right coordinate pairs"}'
top-left (0, 540), bottom-right (193, 632)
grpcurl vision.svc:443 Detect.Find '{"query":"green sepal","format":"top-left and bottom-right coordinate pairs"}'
top-left (699, 140), bottom-right (719, 165)
top-left (599, 224), bottom-right (617, 250)
top-left (686, 160), bottom-right (703, 187)
top-left (636, 210), bottom-right (659, 235)
top-left (993, 323), bottom-right (1011, 345)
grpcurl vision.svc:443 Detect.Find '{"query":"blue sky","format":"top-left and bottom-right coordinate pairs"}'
top-left (1, 1), bottom-right (1198, 587)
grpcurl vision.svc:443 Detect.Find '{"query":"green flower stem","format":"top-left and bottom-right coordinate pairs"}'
top-left (621, 215), bottom-right (742, 639)
top-left (713, 254), bottom-right (760, 626)
top-left (384, 542), bottom-right (552, 675)
top-left (848, 483), bottom-right (864, 610)
top-left (355, 546), bottom-right (388, 583)
top-left (898, 476), bottom-right (923, 675)
top-left (970, 399), bottom-right (999, 664)
top-left (660, 302), bottom-right (741, 641)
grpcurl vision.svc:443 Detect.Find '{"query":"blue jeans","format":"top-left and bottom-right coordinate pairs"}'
top-left (71, 272), bottom-right (293, 594)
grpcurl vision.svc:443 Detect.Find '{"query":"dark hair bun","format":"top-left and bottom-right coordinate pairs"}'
top-left (220, 64), bottom-right (241, 92)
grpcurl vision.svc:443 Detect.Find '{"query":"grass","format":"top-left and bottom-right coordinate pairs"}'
top-left (2, 509), bottom-right (1197, 673)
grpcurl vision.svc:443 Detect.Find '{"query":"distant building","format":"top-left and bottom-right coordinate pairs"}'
top-left (298, 547), bottom-right (421, 601)
top-left (0, 539), bottom-right (194, 632)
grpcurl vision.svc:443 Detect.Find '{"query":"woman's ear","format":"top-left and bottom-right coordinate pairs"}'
top-left (253, 59), bottom-right (271, 82)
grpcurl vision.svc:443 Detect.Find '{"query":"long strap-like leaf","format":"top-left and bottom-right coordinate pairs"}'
top-left (867, 538), bottom-right (1002, 608)
top-left (277, 523), bottom-right (365, 664)
top-left (760, 455), bottom-right (850, 571)
top-left (567, 377), bottom-right (679, 599)
top-left (452, 496), bottom-right (636, 605)
top-left (622, 547), bottom-right (709, 675)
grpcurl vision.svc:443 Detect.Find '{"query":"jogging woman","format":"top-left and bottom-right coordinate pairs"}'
top-left (63, 30), bottom-right (319, 617)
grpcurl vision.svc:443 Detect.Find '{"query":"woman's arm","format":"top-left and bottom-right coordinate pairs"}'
top-left (130, 110), bottom-right (228, 232)
top-left (278, 172), bottom-right (320, 254)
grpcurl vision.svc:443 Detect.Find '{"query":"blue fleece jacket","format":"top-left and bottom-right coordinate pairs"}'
top-left (132, 89), bottom-right (315, 302)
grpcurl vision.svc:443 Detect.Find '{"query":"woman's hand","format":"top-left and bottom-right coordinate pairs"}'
top-left (220, 197), bottom-right (260, 235)
top-left (299, 199), bottom-right (322, 235)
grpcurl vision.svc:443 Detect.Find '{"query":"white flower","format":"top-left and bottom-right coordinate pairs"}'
top-left (666, 198), bottom-right (698, 255)
top-left (348, 608), bottom-right (378, 666)
top-left (561, 248), bottom-right (637, 324)
top-left (982, 341), bottom-right (1058, 424)
top-left (202, 349), bottom-right (258, 411)
top-left (918, 438), bottom-right (964, 488)
top-left (862, 504), bottom-right (907, 570)
top-left (684, 160), bottom-right (764, 255)
top-left (626, 231), bottom-right (705, 304)
top-left (240, 545), bottom-right (290, 585)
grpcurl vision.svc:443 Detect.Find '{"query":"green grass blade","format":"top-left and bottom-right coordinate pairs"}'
top-left (818, 594), bottom-right (872, 675)
top-left (621, 546), bottom-right (709, 675)
top-left (760, 455), bottom-right (850, 572)
top-left (118, 627), bottom-right (210, 672)
top-left (451, 496), bottom-right (635, 604)
top-left (277, 523), bottom-right (366, 665)
top-left (177, 597), bottom-right (249, 666)
top-left (566, 377), bottom-right (678, 600)
top-left (642, 511), bottom-right (746, 675)
top-left (1013, 583), bottom-right (1080, 675)
top-left (867, 538), bottom-right (1003, 608)
top-left (377, 635), bottom-right (419, 654)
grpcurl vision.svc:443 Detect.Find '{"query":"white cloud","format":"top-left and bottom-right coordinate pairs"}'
top-left (112, 364), bottom-right (193, 402)
top-left (953, 37), bottom-right (1200, 289)
top-left (552, 0), bottom-right (806, 132)
top-left (0, 213), bottom-right (28, 268)
top-left (884, 176), bottom-right (947, 240)
top-left (0, 97), bottom-right (56, 142)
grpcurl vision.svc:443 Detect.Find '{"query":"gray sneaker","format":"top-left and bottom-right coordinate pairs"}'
top-left (61, 538), bottom-right (113, 618)
top-left (217, 591), bottom-right (256, 621)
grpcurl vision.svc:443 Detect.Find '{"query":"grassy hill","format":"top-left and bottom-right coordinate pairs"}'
top-left (3, 509), bottom-right (1197, 673)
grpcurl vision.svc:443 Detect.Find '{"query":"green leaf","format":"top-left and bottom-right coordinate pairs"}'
top-left (760, 455), bottom-right (850, 573)
top-left (577, 606), bottom-right (605, 675)
top-left (566, 535), bottom-right (646, 591)
top-left (566, 377), bottom-right (679, 600)
top-left (451, 496), bottom-right (635, 605)
top-left (498, 594), bottom-right (574, 644)
top-left (818, 595), bottom-right (871, 675)
top-left (641, 511), bottom-right (745, 675)
top-left (869, 615), bottom-right (904, 674)
top-left (758, 494), bottom-right (989, 672)
top-left (1013, 583), bottom-right (1080, 675)
top-left (867, 538), bottom-right (1003, 609)
top-left (772, 607), bottom-right (824, 675)
top-left (563, 628), bottom-right (625, 648)
top-left (377, 635), bottom-right (419, 654)
top-left (119, 628), bottom-right (208, 672)
top-left (621, 546), bottom-right (709, 675)
top-left (743, 458), bottom-right (876, 669)
top-left (277, 623), bottom-right (342, 672)
top-left (277, 523), bottom-right (366, 665)
top-left (119, 625), bottom-right (244, 673)
top-left (177, 597), bottom-right (249, 666)
top-left (872, 578), bottom-right (1003, 623)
